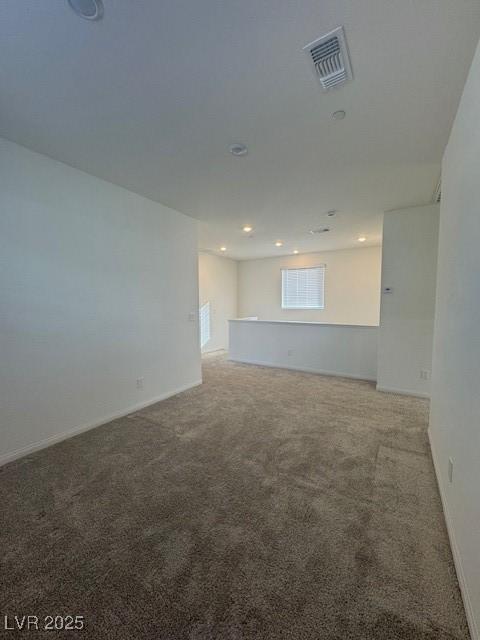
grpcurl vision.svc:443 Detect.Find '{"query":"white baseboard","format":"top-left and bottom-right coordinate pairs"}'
top-left (228, 357), bottom-right (376, 382)
top-left (376, 384), bottom-right (430, 399)
top-left (201, 348), bottom-right (227, 355)
top-left (428, 428), bottom-right (479, 640)
top-left (0, 379), bottom-right (202, 468)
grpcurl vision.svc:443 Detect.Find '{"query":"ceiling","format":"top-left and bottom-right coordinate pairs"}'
top-left (1, 1), bottom-right (480, 260)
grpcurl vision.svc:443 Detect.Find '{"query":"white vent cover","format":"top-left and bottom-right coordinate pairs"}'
top-left (303, 26), bottom-right (352, 91)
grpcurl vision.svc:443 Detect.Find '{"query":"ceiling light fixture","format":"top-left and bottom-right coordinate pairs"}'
top-left (358, 236), bottom-right (366, 242)
top-left (220, 246), bottom-right (227, 252)
top-left (332, 110), bottom-right (346, 120)
top-left (275, 241), bottom-right (283, 247)
top-left (229, 143), bottom-right (248, 157)
top-left (67, 0), bottom-right (104, 20)
top-left (293, 250), bottom-right (299, 254)
top-left (243, 225), bottom-right (253, 233)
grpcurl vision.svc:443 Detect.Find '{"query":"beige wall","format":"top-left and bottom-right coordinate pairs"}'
top-left (198, 252), bottom-right (238, 352)
top-left (238, 246), bottom-right (381, 326)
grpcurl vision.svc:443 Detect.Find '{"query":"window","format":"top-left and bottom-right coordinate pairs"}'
top-left (281, 265), bottom-right (325, 309)
top-left (199, 301), bottom-right (211, 348)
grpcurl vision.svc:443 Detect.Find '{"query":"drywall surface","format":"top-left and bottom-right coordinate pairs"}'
top-left (229, 320), bottom-right (378, 381)
top-left (377, 204), bottom-right (439, 397)
top-left (429, 38), bottom-right (480, 640)
top-left (0, 137), bottom-right (201, 464)
top-left (198, 252), bottom-right (237, 352)
top-left (237, 246), bottom-right (381, 326)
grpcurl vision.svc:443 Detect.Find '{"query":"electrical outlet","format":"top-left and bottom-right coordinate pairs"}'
top-left (287, 349), bottom-right (293, 357)
top-left (448, 457), bottom-right (454, 483)
top-left (136, 377), bottom-right (144, 389)
top-left (420, 369), bottom-right (431, 380)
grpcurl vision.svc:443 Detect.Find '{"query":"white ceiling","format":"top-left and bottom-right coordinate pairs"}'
top-left (1, 1), bottom-right (479, 259)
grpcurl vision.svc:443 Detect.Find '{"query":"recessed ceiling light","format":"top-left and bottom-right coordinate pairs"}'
top-left (293, 250), bottom-right (299, 254)
top-left (326, 210), bottom-right (336, 217)
top-left (332, 110), bottom-right (346, 120)
top-left (67, 0), bottom-right (104, 20)
top-left (243, 225), bottom-right (253, 233)
top-left (358, 236), bottom-right (366, 242)
top-left (220, 246), bottom-right (227, 252)
top-left (229, 143), bottom-right (248, 156)
top-left (275, 241), bottom-right (283, 247)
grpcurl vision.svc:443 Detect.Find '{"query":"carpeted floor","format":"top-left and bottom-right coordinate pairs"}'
top-left (0, 354), bottom-right (469, 639)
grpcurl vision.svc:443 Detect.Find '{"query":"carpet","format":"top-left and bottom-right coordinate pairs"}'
top-left (0, 354), bottom-right (469, 639)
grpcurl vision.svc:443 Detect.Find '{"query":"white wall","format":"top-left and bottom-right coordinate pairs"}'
top-left (376, 204), bottom-right (439, 398)
top-left (198, 252), bottom-right (237, 352)
top-left (0, 138), bottom-right (201, 465)
top-left (229, 320), bottom-right (378, 381)
top-left (429, 39), bottom-right (480, 640)
top-left (238, 246), bottom-right (381, 326)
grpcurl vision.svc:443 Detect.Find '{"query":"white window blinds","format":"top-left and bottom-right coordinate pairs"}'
top-left (199, 302), bottom-right (211, 348)
top-left (281, 265), bottom-right (325, 309)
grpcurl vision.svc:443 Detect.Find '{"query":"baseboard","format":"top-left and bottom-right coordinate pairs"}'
top-left (228, 357), bottom-right (376, 382)
top-left (428, 428), bottom-right (479, 640)
top-left (0, 379), bottom-right (202, 468)
top-left (376, 384), bottom-right (430, 399)
top-left (201, 348), bottom-right (227, 355)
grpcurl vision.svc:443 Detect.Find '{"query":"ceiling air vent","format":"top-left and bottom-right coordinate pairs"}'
top-left (310, 227), bottom-right (330, 235)
top-left (303, 26), bottom-right (352, 91)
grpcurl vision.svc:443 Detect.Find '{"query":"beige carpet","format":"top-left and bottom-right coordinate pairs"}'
top-left (0, 354), bottom-right (469, 639)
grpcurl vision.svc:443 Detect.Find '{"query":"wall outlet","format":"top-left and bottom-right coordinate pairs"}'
top-left (448, 457), bottom-right (454, 483)
top-left (136, 377), bottom-right (144, 389)
top-left (188, 312), bottom-right (196, 322)
top-left (287, 349), bottom-right (293, 357)
top-left (420, 369), bottom-right (431, 380)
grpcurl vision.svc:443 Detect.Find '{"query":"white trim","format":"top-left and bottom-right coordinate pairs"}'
top-left (428, 428), bottom-right (479, 640)
top-left (201, 348), bottom-right (226, 355)
top-left (280, 263), bottom-right (326, 272)
top-left (376, 384), bottom-right (430, 399)
top-left (0, 379), bottom-right (202, 468)
top-left (228, 357), bottom-right (376, 382)
top-left (229, 319), bottom-right (378, 328)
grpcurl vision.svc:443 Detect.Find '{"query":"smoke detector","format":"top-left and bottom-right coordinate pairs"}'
top-left (229, 143), bottom-right (248, 157)
top-left (304, 26), bottom-right (352, 91)
top-left (67, 0), bottom-right (104, 20)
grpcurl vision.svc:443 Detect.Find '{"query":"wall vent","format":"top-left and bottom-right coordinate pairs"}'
top-left (303, 26), bottom-right (352, 91)
top-left (309, 227), bottom-right (330, 235)
top-left (433, 179), bottom-right (441, 203)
